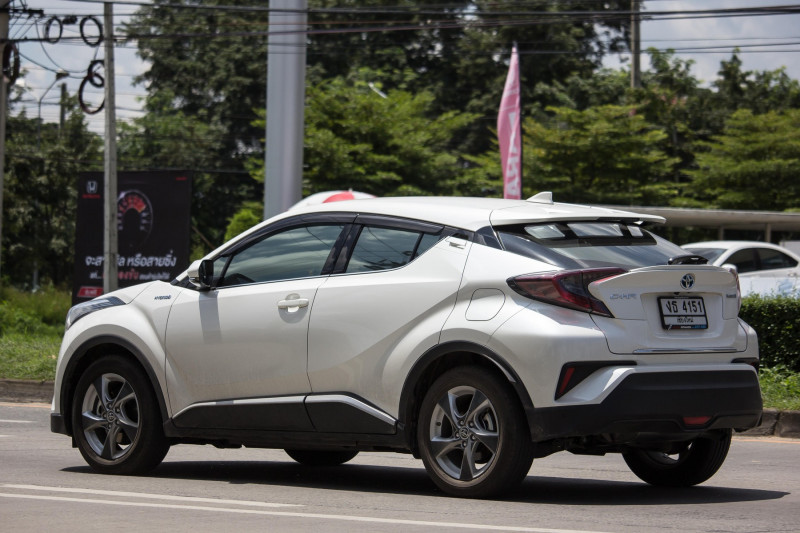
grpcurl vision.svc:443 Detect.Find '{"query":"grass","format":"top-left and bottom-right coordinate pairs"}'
top-left (0, 333), bottom-right (61, 380)
top-left (758, 366), bottom-right (800, 411)
top-left (0, 285), bottom-right (799, 410)
top-left (0, 285), bottom-right (68, 380)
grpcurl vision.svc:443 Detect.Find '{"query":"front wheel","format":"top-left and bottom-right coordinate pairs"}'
top-left (72, 355), bottom-right (169, 475)
top-left (416, 366), bottom-right (534, 498)
top-left (623, 430), bottom-right (732, 487)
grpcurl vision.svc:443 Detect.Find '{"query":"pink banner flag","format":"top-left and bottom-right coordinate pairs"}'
top-left (498, 45), bottom-right (522, 199)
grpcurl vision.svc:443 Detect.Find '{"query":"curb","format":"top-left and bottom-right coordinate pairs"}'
top-left (0, 379), bottom-right (54, 404)
top-left (1, 379), bottom-right (798, 438)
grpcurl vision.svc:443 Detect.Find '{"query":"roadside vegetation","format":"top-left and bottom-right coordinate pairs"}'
top-left (0, 286), bottom-right (69, 380)
top-left (0, 286), bottom-right (797, 409)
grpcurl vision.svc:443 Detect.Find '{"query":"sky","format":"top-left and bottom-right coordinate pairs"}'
top-left (9, 0), bottom-right (800, 134)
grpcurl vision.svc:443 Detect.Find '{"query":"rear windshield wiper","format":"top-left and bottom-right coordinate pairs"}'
top-left (668, 254), bottom-right (708, 265)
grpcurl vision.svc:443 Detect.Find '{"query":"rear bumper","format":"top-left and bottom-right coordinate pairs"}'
top-left (527, 369), bottom-right (763, 442)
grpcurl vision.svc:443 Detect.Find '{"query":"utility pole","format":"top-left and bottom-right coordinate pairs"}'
top-left (103, 2), bottom-right (118, 293)
top-left (263, 0), bottom-right (307, 220)
top-left (59, 81), bottom-right (67, 132)
top-left (631, 0), bottom-right (642, 89)
top-left (0, 2), bottom-right (9, 284)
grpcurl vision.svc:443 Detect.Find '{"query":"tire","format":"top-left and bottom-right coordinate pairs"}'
top-left (416, 366), bottom-right (534, 498)
top-left (285, 449), bottom-right (359, 466)
top-left (71, 355), bottom-right (169, 475)
top-left (623, 429), bottom-right (732, 487)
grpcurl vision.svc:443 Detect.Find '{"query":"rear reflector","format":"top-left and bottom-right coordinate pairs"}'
top-left (683, 416), bottom-right (712, 427)
top-left (508, 267), bottom-right (626, 317)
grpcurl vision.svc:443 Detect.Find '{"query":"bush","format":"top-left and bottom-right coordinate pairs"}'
top-left (0, 285), bottom-right (71, 328)
top-left (740, 295), bottom-right (800, 370)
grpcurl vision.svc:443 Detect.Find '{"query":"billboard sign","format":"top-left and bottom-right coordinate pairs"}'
top-left (73, 171), bottom-right (192, 303)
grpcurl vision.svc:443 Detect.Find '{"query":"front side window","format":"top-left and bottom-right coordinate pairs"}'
top-left (727, 249), bottom-right (758, 273)
top-left (497, 221), bottom-right (686, 269)
top-left (218, 225), bottom-right (344, 287)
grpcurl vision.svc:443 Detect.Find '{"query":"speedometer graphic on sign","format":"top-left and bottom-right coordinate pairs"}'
top-left (117, 190), bottom-right (153, 251)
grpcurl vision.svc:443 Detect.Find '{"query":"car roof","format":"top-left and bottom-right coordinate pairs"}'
top-left (683, 241), bottom-right (788, 251)
top-left (271, 195), bottom-right (666, 232)
top-left (683, 240), bottom-right (800, 259)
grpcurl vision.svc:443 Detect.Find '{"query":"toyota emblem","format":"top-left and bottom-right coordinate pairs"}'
top-left (680, 273), bottom-right (695, 290)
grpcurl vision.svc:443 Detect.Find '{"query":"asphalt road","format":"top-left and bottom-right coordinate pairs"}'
top-left (2, 402), bottom-right (799, 533)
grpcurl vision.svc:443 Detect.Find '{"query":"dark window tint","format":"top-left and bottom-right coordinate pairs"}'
top-left (219, 225), bottom-right (344, 286)
top-left (346, 227), bottom-right (420, 273)
top-left (727, 249), bottom-right (758, 273)
top-left (497, 221), bottom-right (686, 269)
top-left (345, 226), bottom-right (442, 273)
top-left (757, 248), bottom-right (798, 270)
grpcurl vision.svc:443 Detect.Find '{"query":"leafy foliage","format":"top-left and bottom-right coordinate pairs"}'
top-left (3, 99), bottom-right (102, 287)
top-left (759, 365), bottom-right (800, 411)
top-left (687, 109), bottom-right (800, 210)
top-left (522, 105), bottom-right (679, 205)
top-left (740, 295), bottom-right (800, 371)
top-left (251, 72), bottom-right (478, 197)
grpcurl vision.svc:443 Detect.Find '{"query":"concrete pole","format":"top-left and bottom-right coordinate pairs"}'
top-left (103, 2), bottom-right (118, 293)
top-left (631, 0), bottom-right (642, 89)
top-left (0, 5), bottom-right (9, 283)
top-left (263, 0), bottom-right (307, 220)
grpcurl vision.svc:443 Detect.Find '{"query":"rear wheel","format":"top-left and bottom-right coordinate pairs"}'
top-left (623, 430), bottom-right (732, 487)
top-left (285, 449), bottom-right (358, 466)
top-left (416, 366), bottom-right (534, 498)
top-left (72, 355), bottom-right (169, 475)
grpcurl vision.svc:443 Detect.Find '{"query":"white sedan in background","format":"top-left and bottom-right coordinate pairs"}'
top-left (682, 241), bottom-right (800, 277)
top-left (682, 241), bottom-right (800, 296)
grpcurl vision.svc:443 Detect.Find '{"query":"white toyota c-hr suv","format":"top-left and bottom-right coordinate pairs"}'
top-left (51, 194), bottom-right (762, 498)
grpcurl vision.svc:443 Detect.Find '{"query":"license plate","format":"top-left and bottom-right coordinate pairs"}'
top-left (658, 296), bottom-right (708, 330)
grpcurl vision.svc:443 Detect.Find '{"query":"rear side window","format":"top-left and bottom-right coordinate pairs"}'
top-left (497, 221), bottom-right (686, 269)
top-left (345, 226), bottom-right (441, 273)
top-left (758, 248), bottom-right (798, 270)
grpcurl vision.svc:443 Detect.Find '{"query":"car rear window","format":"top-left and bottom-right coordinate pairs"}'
top-left (496, 221), bottom-right (687, 269)
top-left (683, 247), bottom-right (725, 263)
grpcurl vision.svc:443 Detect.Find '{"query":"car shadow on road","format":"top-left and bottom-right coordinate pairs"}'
top-left (514, 475), bottom-right (788, 505)
top-left (63, 460), bottom-right (788, 504)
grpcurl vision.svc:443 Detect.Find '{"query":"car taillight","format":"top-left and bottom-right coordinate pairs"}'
top-left (725, 266), bottom-right (742, 314)
top-left (507, 268), bottom-right (626, 317)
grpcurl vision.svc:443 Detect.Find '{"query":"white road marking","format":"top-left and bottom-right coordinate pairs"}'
top-left (0, 491), bottom-right (608, 533)
top-left (0, 420), bottom-right (33, 423)
top-left (2, 484), bottom-right (301, 508)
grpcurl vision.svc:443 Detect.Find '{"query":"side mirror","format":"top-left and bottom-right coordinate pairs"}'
top-left (187, 259), bottom-right (214, 290)
top-left (722, 263), bottom-right (738, 274)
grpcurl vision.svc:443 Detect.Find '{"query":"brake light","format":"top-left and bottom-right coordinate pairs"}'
top-left (725, 266), bottom-right (742, 314)
top-left (507, 268), bottom-right (626, 317)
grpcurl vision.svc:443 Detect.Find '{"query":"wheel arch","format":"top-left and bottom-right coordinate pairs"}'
top-left (59, 335), bottom-right (169, 436)
top-left (398, 341), bottom-right (534, 456)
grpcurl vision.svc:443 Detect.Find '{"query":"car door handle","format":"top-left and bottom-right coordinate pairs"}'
top-left (277, 295), bottom-right (309, 310)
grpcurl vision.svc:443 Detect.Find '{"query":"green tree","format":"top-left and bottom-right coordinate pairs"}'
top-left (251, 72), bottom-right (478, 198)
top-left (3, 99), bottom-right (102, 287)
top-left (522, 105), bottom-right (678, 205)
top-left (125, 0), bottom-right (630, 162)
top-left (117, 89), bottom-right (248, 254)
top-left (687, 108), bottom-right (800, 211)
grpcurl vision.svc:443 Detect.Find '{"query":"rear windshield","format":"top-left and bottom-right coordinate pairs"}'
top-left (496, 221), bottom-right (687, 269)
